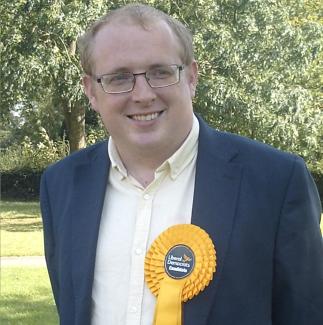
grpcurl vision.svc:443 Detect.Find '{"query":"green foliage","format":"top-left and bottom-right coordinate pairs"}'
top-left (0, 136), bottom-right (69, 172)
top-left (0, 134), bottom-right (68, 200)
top-left (0, 0), bottom-right (110, 151)
top-left (85, 113), bottom-right (108, 145)
top-left (1, 97), bottom-right (65, 149)
top-left (1, 170), bottom-right (42, 200)
top-left (163, 0), bottom-right (323, 173)
top-left (1, 0), bottom-right (322, 173)
top-left (1, 0), bottom-right (105, 109)
top-left (86, 126), bottom-right (108, 145)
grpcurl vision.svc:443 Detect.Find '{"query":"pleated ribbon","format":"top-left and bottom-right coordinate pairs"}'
top-left (145, 224), bottom-right (216, 325)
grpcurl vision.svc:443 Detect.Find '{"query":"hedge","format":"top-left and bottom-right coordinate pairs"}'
top-left (1, 169), bottom-right (323, 208)
top-left (0, 170), bottom-right (43, 200)
top-left (313, 173), bottom-right (323, 209)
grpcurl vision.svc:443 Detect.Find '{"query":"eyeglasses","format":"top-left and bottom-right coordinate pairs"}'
top-left (95, 64), bottom-right (184, 94)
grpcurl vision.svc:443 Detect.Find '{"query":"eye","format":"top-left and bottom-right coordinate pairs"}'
top-left (105, 73), bottom-right (133, 85)
top-left (148, 66), bottom-right (174, 79)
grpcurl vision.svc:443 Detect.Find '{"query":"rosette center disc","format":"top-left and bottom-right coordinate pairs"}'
top-left (164, 244), bottom-right (195, 279)
top-left (145, 224), bottom-right (216, 302)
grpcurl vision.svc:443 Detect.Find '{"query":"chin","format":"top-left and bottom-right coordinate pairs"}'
top-left (131, 133), bottom-right (163, 146)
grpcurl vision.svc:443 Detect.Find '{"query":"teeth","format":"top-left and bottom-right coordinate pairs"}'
top-left (132, 112), bottom-right (159, 121)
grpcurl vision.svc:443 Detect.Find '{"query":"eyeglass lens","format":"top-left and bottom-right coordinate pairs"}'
top-left (98, 65), bottom-right (182, 94)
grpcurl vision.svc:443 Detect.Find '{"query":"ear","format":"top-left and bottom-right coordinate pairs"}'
top-left (83, 75), bottom-right (99, 112)
top-left (187, 60), bottom-right (198, 98)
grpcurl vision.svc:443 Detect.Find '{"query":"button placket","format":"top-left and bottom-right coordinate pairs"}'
top-left (126, 192), bottom-right (153, 324)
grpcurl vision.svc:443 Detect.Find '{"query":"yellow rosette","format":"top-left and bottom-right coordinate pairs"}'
top-left (145, 224), bottom-right (216, 325)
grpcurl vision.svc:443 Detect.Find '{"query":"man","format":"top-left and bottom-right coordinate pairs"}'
top-left (40, 4), bottom-right (323, 325)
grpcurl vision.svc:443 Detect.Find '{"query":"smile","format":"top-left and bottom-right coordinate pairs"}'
top-left (130, 111), bottom-right (162, 121)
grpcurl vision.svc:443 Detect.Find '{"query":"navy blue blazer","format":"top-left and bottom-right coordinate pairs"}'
top-left (40, 117), bottom-right (323, 325)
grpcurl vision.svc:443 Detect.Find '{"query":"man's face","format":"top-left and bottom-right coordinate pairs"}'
top-left (83, 20), bottom-right (198, 157)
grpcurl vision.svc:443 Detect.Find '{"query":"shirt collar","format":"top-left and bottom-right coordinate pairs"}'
top-left (108, 139), bottom-right (128, 179)
top-left (157, 115), bottom-right (199, 179)
top-left (108, 115), bottom-right (199, 180)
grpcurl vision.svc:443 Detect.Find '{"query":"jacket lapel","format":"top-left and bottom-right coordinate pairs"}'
top-left (66, 119), bottom-right (242, 323)
top-left (70, 142), bottom-right (110, 323)
top-left (184, 120), bottom-right (243, 324)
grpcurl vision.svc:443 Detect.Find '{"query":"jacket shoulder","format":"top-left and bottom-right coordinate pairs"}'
top-left (202, 122), bottom-right (298, 166)
top-left (43, 141), bottom-right (108, 176)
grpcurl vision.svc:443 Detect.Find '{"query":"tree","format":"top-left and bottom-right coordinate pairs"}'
top-left (1, 0), bottom-right (322, 174)
top-left (155, 0), bottom-right (322, 173)
top-left (0, 0), bottom-right (108, 151)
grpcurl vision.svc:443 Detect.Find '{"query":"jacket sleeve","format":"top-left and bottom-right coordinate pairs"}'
top-left (40, 171), bottom-right (60, 311)
top-left (272, 156), bottom-right (323, 324)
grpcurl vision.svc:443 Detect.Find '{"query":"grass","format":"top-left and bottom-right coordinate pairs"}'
top-left (1, 200), bottom-right (58, 323)
top-left (0, 200), bottom-right (44, 256)
top-left (0, 199), bottom-right (322, 325)
top-left (0, 266), bottom-right (58, 325)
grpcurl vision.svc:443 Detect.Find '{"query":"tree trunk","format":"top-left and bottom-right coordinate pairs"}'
top-left (64, 40), bottom-right (86, 152)
top-left (63, 103), bottom-right (86, 153)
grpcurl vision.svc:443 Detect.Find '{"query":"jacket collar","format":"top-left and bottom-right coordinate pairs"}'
top-left (70, 116), bottom-right (242, 324)
top-left (184, 116), bottom-right (242, 324)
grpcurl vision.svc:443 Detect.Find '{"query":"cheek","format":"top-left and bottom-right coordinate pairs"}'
top-left (99, 111), bottom-right (116, 134)
top-left (176, 85), bottom-right (194, 107)
top-left (88, 89), bottom-right (104, 113)
top-left (183, 72), bottom-right (197, 98)
top-left (96, 98), bottom-right (126, 125)
top-left (95, 95), bottom-right (121, 114)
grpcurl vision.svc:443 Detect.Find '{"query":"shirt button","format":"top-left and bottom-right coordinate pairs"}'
top-left (130, 306), bottom-right (137, 313)
top-left (143, 194), bottom-right (150, 200)
top-left (135, 248), bottom-right (142, 255)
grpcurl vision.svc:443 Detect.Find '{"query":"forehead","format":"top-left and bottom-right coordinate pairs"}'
top-left (91, 20), bottom-right (182, 73)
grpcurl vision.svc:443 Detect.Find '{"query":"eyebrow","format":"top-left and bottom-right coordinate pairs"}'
top-left (101, 63), bottom-right (177, 75)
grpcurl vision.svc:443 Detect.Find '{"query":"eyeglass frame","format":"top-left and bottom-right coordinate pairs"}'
top-left (94, 64), bottom-right (184, 94)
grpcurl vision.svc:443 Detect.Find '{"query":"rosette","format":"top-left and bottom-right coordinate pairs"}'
top-left (145, 224), bottom-right (216, 325)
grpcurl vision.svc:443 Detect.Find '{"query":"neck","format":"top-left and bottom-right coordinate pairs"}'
top-left (117, 145), bottom-right (171, 187)
top-left (114, 135), bottom-right (188, 187)
top-left (111, 122), bottom-right (193, 187)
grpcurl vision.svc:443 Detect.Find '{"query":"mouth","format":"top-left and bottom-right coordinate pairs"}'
top-left (128, 111), bottom-right (164, 121)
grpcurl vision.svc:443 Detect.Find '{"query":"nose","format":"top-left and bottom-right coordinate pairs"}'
top-left (131, 74), bottom-right (157, 104)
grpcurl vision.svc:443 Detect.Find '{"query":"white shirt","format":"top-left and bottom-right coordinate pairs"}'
top-left (91, 116), bottom-right (199, 325)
